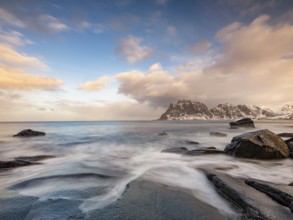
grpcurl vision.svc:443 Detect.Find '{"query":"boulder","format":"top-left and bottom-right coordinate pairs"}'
top-left (210, 132), bottom-right (227, 137)
top-left (184, 147), bottom-right (223, 156)
top-left (161, 147), bottom-right (188, 154)
top-left (224, 129), bottom-right (290, 159)
top-left (184, 140), bottom-right (199, 145)
top-left (13, 129), bottom-right (45, 137)
top-left (229, 118), bottom-right (255, 129)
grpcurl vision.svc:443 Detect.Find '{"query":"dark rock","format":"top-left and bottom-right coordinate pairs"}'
top-left (229, 118), bottom-right (255, 129)
top-left (158, 132), bottom-right (168, 136)
top-left (184, 148), bottom-right (224, 156)
top-left (14, 155), bottom-right (55, 162)
top-left (202, 169), bottom-right (293, 219)
top-left (88, 180), bottom-right (228, 220)
top-left (210, 132), bottom-right (227, 137)
top-left (289, 182), bottom-right (293, 186)
top-left (13, 129), bottom-right (45, 137)
top-left (245, 179), bottom-right (293, 212)
top-left (161, 147), bottom-right (188, 154)
top-left (0, 160), bottom-right (38, 169)
top-left (278, 133), bottom-right (293, 138)
top-left (224, 129), bottom-right (290, 159)
top-left (184, 140), bottom-right (199, 145)
top-left (285, 138), bottom-right (293, 144)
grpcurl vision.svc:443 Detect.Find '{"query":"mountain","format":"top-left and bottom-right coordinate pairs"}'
top-left (159, 100), bottom-right (277, 120)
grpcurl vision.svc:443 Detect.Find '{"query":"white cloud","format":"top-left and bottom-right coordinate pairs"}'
top-left (79, 76), bottom-right (110, 91)
top-left (0, 29), bottom-right (33, 46)
top-left (0, 8), bottom-right (25, 28)
top-left (116, 36), bottom-right (155, 63)
top-left (42, 15), bottom-right (69, 32)
top-left (0, 44), bottom-right (48, 70)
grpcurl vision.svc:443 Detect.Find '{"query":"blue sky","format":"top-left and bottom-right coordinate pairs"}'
top-left (0, 0), bottom-right (292, 121)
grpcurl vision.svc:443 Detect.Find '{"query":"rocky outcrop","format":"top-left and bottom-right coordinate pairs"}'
top-left (13, 129), bottom-right (45, 137)
top-left (161, 146), bottom-right (223, 156)
top-left (224, 129), bottom-right (290, 159)
top-left (285, 138), bottom-right (293, 158)
top-left (229, 118), bottom-right (255, 129)
top-left (202, 169), bottom-right (293, 219)
top-left (159, 100), bottom-right (276, 120)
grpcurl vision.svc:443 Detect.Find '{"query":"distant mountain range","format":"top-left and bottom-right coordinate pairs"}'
top-left (159, 100), bottom-right (293, 120)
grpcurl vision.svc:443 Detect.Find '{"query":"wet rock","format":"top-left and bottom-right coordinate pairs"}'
top-left (202, 169), bottom-right (293, 220)
top-left (245, 179), bottom-right (293, 212)
top-left (14, 155), bottom-right (55, 162)
top-left (161, 147), bottom-right (188, 154)
top-left (184, 148), bottom-right (223, 156)
top-left (158, 132), bottom-right (168, 136)
top-left (184, 140), bottom-right (199, 145)
top-left (289, 182), bottom-right (293, 186)
top-left (0, 160), bottom-right (37, 169)
top-left (278, 133), bottom-right (293, 138)
top-left (210, 132), bottom-right (227, 137)
top-left (229, 118), bottom-right (255, 129)
top-left (13, 129), bottom-right (45, 137)
top-left (224, 129), bottom-right (290, 159)
top-left (88, 180), bottom-right (228, 220)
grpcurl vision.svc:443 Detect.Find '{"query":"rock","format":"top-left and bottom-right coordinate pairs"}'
top-left (14, 155), bottom-right (55, 162)
top-left (184, 140), bottom-right (199, 145)
top-left (210, 132), bottom-right (227, 137)
top-left (13, 129), bottom-right (45, 137)
top-left (229, 118), bottom-right (255, 129)
top-left (278, 133), bottom-right (293, 138)
top-left (161, 147), bottom-right (188, 154)
top-left (184, 148), bottom-right (223, 156)
top-left (0, 160), bottom-right (37, 169)
top-left (224, 129), bottom-right (290, 159)
top-left (289, 182), bottom-right (293, 186)
top-left (245, 179), bottom-right (293, 212)
top-left (202, 168), bottom-right (293, 219)
top-left (158, 132), bottom-right (168, 136)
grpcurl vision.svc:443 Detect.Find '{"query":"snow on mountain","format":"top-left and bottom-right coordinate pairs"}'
top-left (159, 100), bottom-right (278, 120)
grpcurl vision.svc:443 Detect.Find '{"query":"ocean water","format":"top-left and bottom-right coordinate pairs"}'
top-left (0, 120), bottom-right (292, 218)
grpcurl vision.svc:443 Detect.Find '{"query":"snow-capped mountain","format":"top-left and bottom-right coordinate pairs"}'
top-left (159, 100), bottom-right (278, 120)
top-left (281, 104), bottom-right (293, 115)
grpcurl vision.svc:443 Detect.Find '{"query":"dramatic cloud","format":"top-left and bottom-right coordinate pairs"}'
top-left (113, 15), bottom-right (293, 108)
top-left (0, 44), bottom-right (48, 70)
top-left (116, 63), bottom-right (189, 107)
top-left (188, 40), bottom-right (211, 54)
top-left (0, 65), bottom-right (63, 90)
top-left (116, 36), bottom-right (155, 63)
top-left (79, 76), bottom-right (109, 91)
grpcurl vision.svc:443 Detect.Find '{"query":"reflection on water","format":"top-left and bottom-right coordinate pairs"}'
top-left (0, 120), bottom-right (292, 216)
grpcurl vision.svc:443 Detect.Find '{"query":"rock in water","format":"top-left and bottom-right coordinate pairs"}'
top-left (13, 129), bottom-right (45, 137)
top-left (210, 132), bottom-right (227, 137)
top-left (161, 147), bottom-right (188, 154)
top-left (224, 129), bottom-right (290, 159)
top-left (229, 118), bottom-right (255, 129)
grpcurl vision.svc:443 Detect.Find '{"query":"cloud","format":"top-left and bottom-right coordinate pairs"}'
top-left (188, 40), bottom-right (211, 54)
top-left (114, 15), bottom-right (293, 108)
top-left (208, 15), bottom-right (293, 74)
top-left (166, 25), bottom-right (177, 36)
top-left (0, 28), bottom-right (33, 46)
top-left (0, 44), bottom-right (48, 70)
top-left (41, 15), bottom-right (69, 32)
top-left (79, 76), bottom-right (109, 91)
top-left (116, 36), bottom-right (155, 63)
top-left (0, 65), bottom-right (63, 90)
top-left (0, 8), bottom-right (25, 28)
top-left (116, 63), bottom-right (190, 107)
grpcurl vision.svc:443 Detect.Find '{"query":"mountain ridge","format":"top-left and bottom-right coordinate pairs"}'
top-left (159, 100), bottom-right (292, 120)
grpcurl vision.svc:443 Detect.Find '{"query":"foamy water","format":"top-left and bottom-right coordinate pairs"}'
top-left (0, 120), bottom-right (292, 217)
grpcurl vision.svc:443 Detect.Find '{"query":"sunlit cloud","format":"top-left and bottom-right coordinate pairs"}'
top-left (41, 15), bottom-right (69, 32)
top-left (0, 44), bottom-right (48, 70)
top-left (79, 76), bottom-right (110, 91)
top-left (0, 28), bottom-right (33, 46)
top-left (0, 65), bottom-right (63, 90)
top-left (116, 36), bottom-right (155, 63)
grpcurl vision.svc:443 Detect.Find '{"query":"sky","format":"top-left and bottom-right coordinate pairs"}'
top-left (0, 0), bottom-right (292, 121)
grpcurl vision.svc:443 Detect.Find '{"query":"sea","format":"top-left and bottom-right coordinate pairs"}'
top-left (0, 120), bottom-right (292, 219)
